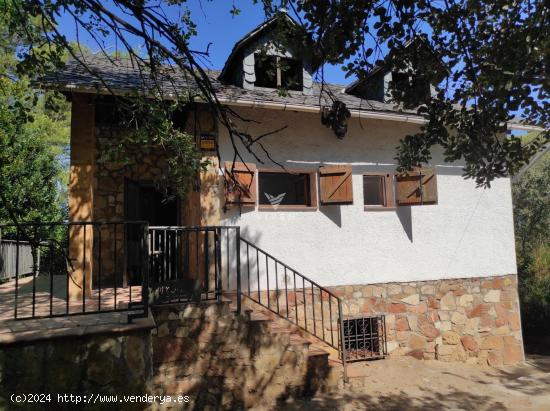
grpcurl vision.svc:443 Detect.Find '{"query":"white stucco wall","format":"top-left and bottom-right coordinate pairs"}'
top-left (218, 107), bottom-right (517, 287)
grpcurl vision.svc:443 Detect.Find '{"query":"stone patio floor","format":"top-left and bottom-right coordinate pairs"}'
top-left (0, 274), bottom-right (147, 342)
top-left (281, 354), bottom-right (550, 411)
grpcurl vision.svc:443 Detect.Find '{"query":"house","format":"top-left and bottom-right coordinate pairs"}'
top-left (39, 11), bottom-right (524, 367)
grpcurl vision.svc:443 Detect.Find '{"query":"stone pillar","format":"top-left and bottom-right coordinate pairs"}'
top-left (200, 156), bottom-right (224, 290)
top-left (68, 93), bottom-right (96, 300)
top-left (200, 156), bottom-right (223, 227)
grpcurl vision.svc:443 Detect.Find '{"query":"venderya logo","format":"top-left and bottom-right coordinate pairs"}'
top-left (264, 192), bottom-right (286, 209)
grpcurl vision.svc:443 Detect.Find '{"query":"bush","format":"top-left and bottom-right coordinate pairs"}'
top-left (519, 243), bottom-right (550, 336)
top-left (513, 139), bottom-right (550, 339)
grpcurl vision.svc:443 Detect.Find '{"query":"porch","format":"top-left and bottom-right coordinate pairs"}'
top-left (0, 222), bottom-right (384, 370)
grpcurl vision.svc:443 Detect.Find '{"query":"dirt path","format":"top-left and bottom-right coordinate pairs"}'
top-left (281, 355), bottom-right (550, 411)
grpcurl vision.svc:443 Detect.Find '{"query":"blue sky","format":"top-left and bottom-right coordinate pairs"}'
top-left (56, 1), bottom-right (350, 85)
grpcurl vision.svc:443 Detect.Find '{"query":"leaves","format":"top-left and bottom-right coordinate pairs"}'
top-left (513, 143), bottom-right (550, 336)
top-left (264, 0), bottom-right (549, 186)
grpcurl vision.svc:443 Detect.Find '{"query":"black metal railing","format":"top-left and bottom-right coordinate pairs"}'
top-left (0, 221), bottom-right (149, 321)
top-left (147, 226), bottom-right (241, 312)
top-left (239, 238), bottom-right (347, 376)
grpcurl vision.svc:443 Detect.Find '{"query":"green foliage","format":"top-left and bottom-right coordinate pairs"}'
top-left (519, 242), bottom-right (550, 337)
top-left (264, 0), bottom-right (549, 187)
top-left (0, 1), bottom-right (70, 227)
top-left (2, 0), bottom-right (547, 203)
top-left (98, 98), bottom-right (208, 197)
top-left (0, 83), bottom-right (63, 226)
top-left (512, 136), bottom-right (550, 336)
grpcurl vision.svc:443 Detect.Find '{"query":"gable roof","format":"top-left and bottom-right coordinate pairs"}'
top-left (345, 36), bottom-right (448, 95)
top-left (38, 55), bottom-right (421, 117)
top-left (218, 11), bottom-right (299, 83)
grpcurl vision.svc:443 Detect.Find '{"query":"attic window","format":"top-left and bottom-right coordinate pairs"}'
top-left (254, 54), bottom-right (303, 91)
top-left (391, 72), bottom-right (431, 107)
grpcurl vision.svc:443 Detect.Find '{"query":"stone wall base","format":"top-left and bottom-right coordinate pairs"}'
top-left (0, 328), bottom-right (152, 410)
top-left (333, 274), bottom-right (524, 366)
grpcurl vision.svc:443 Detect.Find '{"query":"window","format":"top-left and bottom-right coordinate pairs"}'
top-left (390, 71), bottom-right (431, 107)
top-left (363, 173), bottom-right (395, 209)
top-left (254, 55), bottom-right (278, 88)
top-left (280, 58), bottom-right (303, 91)
top-left (254, 54), bottom-right (303, 91)
top-left (258, 171), bottom-right (315, 208)
top-left (363, 176), bottom-right (385, 206)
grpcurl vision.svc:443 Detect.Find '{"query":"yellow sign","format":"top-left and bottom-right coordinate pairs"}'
top-left (200, 134), bottom-right (216, 151)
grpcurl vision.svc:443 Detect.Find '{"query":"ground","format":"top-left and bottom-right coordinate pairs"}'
top-left (281, 354), bottom-right (550, 411)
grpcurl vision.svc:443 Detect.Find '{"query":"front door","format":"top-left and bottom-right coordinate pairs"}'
top-left (125, 179), bottom-right (179, 285)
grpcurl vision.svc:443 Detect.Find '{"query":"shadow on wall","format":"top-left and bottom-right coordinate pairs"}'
top-left (215, 223), bottom-right (263, 291)
top-left (151, 302), bottom-right (332, 410)
top-left (320, 206), bottom-right (342, 228)
top-left (396, 206), bottom-right (413, 242)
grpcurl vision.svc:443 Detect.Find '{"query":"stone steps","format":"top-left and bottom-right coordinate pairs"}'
top-left (234, 296), bottom-right (344, 392)
top-left (149, 299), bottom-right (341, 410)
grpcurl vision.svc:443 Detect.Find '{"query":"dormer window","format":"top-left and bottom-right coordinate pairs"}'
top-left (391, 71), bottom-right (431, 107)
top-left (254, 54), bottom-right (303, 91)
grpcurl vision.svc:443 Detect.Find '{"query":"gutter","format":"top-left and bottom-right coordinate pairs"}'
top-left (217, 97), bottom-right (427, 125)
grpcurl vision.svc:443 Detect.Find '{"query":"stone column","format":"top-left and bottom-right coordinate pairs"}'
top-left (200, 156), bottom-right (223, 227)
top-left (67, 93), bottom-right (96, 301)
top-left (200, 156), bottom-right (224, 291)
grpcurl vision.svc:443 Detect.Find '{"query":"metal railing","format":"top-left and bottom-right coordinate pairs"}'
top-left (0, 221), bottom-right (149, 321)
top-left (239, 238), bottom-right (347, 376)
top-left (147, 226), bottom-right (241, 312)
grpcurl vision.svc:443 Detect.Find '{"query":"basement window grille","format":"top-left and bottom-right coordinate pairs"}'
top-left (342, 315), bottom-right (387, 361)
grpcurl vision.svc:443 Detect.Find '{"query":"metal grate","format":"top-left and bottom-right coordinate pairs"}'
top-left (342, 315), bottom-right (387, 361)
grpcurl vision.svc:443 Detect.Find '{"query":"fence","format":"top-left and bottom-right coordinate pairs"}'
top-left (0, 221), bottom-right (149, 320)
top-left (0, 240), bottom-right (39, 281)
top-left (148, 226), bottom-right (241, 310)
top-left (0, 223), bottom-right (241, 321)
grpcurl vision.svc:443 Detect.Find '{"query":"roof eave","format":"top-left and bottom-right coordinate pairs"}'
top-left (42, 83), bottom-right (545, 132)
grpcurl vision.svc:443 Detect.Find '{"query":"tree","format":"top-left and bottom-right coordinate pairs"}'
top-left (1, 0), bottom-right (548, 196)
top-left (0, 81), bottom-right (63, 226)
top-left (512, 134), bottom-right (550, 337)
top-left (0, 1), bottom-right (69, 226)
top-left (266, 0), bottom-right (549, 186)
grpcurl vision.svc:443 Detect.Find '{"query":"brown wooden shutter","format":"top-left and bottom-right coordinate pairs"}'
top-left (396, 168), bottom-right (437, 206)
top-left (319, 165), bottom-right (353, 204)
top-left (384, 173), bottom-right (396, 208)
top-left (224, 162), bottom-right (257, 206)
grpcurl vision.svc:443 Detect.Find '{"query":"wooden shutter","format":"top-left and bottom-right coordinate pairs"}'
top-left (224, 162), bottom-right (257, 206)
top-left (384, 173), bottom-right (396, 208)
top-left (319, 165), bottom-right (353, 204)
top-left (396, 168), bottom-right (437, 206)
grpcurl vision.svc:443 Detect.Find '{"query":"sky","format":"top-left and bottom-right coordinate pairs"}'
top-left (56, 1), bottom-right (350, 85)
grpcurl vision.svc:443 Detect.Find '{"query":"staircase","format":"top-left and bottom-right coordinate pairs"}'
top-left (147, 227), bottom-right (351, 408)
top-left (236, 295), bottom-right (345, 392)
top-left (151, 299), bottom-right (344, 410)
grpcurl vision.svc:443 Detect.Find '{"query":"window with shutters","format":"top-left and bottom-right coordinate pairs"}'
top-left (224, 162), bottom-right (257, 207)
top-left (258, 169), bottom-right (317, 209)
top-left (395, 168), bottom-right (438, 206)
top-left (363, 173), bottom-right (395, 209)
top-left (319, 165), bottom-right (353, 205)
